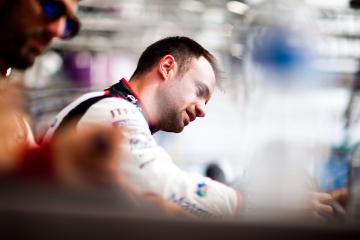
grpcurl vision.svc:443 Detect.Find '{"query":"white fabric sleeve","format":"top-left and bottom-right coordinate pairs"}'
top-left (79, 97), bottom-right (241, 218)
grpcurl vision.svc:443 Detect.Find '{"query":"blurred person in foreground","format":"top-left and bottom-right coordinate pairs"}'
top-left (0, 0), bottom-right (81, 173)
top-left (0, 0), bottom-right (81, 74)
top-left (0, 0), bottom-right (188, 219)
top-left (0, 0), bottom-right (86, 187)
top-left (44, 36), bottom-right (337, 220)
top-left (1, 118), bottom-right (188, 218)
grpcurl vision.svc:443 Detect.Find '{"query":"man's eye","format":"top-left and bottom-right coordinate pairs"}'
top-left (196, 86), bottom-right (204, 97)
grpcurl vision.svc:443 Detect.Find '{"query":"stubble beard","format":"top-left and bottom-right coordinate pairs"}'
top-left (162, 111), bottom-right (184, 133)
top-left (156, 93), bottom-right (184, 133)
top-left (0, 32), bottom-right (39, 70)
top-left (17, 27), bottom-right (50, 69)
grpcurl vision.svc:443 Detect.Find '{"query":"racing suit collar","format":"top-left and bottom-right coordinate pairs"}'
top-left (105, 78), bottom-right (158, 133)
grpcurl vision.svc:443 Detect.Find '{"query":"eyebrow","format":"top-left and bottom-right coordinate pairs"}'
top-left (195, 81), bottom-right (211, 104)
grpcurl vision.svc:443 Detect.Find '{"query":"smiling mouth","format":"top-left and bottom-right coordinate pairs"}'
top-left (183, 113), bottom-right (190, 126)
top-left (184, 118), bottom-right (190, 126)
top-left (186, 110), bottom-right (196, 122)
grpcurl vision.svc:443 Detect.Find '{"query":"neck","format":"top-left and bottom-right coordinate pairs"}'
top-left (129, 73), bottom-right (161, 127)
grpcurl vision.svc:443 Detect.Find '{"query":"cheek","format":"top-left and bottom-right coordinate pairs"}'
top-left (64, 0), bottom-right (79, 13)
top-left (168, 83), bottom-right (194, 110)
top-left (176, 95), bottom-right (192, 108)
top-left (16, 3), bottom-right (43, 31)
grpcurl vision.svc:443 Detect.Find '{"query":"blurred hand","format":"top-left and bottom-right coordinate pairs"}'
top-left (331, 188), bottom-right (349, 208)
top-left (50, 123), bottom-right (191, 218)
top-left (311, 192), bottom-right (334, 220)
top-left (51, 122), bottom-right (124, 190)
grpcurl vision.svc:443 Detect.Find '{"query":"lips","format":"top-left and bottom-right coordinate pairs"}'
top-left (186, 109), bottom-right (196, 122)
top-left (184, 117), bottom-right (190, 126)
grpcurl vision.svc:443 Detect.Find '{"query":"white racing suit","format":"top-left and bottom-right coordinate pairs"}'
top-left (44, 79), bottom-right (241, 218)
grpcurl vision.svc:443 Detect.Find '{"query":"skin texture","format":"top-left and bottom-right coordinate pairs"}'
top-left (0, 0), bottom-right (80, 171)
top-left (311, 192), bottom-right (334, 219)
top-left (0, 0), bottom-right (79, 69)
top-left (331, 188), bottom-right (348, 207)
top-left (0, 82), bottom-right (28, 173)
top-left (130, 55), bottom-right (216, 133)
top-left (157, 56), bottom-right (216, 133)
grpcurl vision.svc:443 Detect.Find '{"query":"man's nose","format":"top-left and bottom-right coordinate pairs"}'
top-left (44, 18), bottom-right (66, 38)
top-left (195, 103), bottom-right (206, 118)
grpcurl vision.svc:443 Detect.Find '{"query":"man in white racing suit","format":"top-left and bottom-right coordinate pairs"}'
top-left (44, 36), bottom-right (241, 218)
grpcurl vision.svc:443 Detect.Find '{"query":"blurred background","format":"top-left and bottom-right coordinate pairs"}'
top-left (13, 0), bottom-right (360, 218)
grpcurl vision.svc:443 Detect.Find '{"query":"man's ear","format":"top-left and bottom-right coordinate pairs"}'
top-left (158, 55), bottom-right (176, 81)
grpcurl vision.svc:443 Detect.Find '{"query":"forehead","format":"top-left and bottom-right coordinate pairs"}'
top-left (186, 56), bottom-right (216, 90)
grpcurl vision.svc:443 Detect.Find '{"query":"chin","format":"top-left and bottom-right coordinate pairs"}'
top-left (174, 128), bottom-right (184, 133)
top-left (163, 124), bottom-right (184, 133)
top-left (164, 127), bottom-right (183, 133)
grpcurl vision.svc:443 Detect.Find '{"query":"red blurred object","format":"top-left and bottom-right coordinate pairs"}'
top-left (9, 143), bottom-right (56, 183)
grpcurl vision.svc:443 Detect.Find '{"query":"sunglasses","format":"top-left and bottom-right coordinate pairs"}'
top-left (40, 0), bottom-right (81, 39)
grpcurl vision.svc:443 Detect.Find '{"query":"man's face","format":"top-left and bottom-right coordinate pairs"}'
top-left (0, 0), bottom-right (80, 69)
top-left (157, 56), bottom-right (216, 133)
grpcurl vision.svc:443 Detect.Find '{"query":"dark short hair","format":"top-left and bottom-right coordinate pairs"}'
top-left (130, 36), bottom-right (221, 84)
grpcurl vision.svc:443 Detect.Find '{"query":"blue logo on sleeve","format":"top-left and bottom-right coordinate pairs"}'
top-left (196, 183), bottom-right (209, 197)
